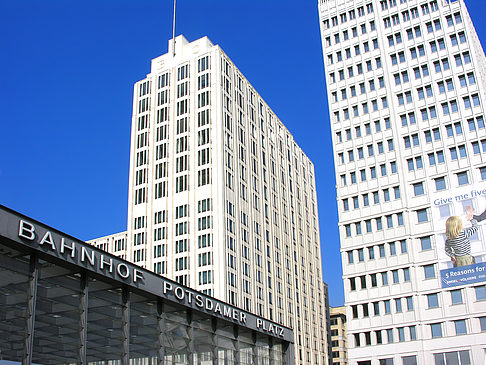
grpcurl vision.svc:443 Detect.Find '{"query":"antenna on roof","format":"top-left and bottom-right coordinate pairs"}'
top-left (172, 0), bottom-right (177, 57)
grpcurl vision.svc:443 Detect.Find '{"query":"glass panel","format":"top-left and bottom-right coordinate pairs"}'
top-left (256, 333), bottom-right (270, 365)
top-left (87, 279), bottom-right (123, 362)
top-left (164, 302), bottom-right (190, 365)
top-left (32, 262), bottom-right (82, 364)
top-left (445, 351), bottom-right (459, 365)
top-left (192, 312), bottom-right (214, 365)
top-left (459, 350), bottom-right (471, 365)
top-left (0, 244), bottom-right (31, 362)
top-left (238, 327), bottom-right (254, 365)
top-left (130, 293), bottom-right (159, 362)
top-left (215, 319), bottom-right (236, 365)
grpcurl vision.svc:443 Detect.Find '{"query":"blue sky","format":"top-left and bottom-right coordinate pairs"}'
top-left (1, 0), bottom-right (485, 307)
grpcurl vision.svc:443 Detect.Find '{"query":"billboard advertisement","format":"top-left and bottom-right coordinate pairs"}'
top-left (431, 184), bottom-right (486, 288)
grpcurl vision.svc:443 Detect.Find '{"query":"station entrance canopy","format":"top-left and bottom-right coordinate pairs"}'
top-left (0, 205), bottom-right (294, 364)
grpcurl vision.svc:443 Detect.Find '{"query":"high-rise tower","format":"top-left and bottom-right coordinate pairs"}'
top-left (318, 0), bottom-right (486, 364)
top-left (89, 35), bottom-right (329, 365)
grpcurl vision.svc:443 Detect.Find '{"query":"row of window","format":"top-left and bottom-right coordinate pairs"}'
top-left (343, 209), bottom-right (429, 238)
top-left (332, 76), bottom-right (386, 103)
top-left (362, 351), bottom-right (471, 365)
top-left (343, 185), bottom-right (400, 211)
top-left (340, 160), bottom-right (396, 187)
top-left (322, 3), bottom-right (374, 30)
top-left (327, 38), bottom-right (379, 65)
top-left (393, 48), bottom-right (469, 85)
top-left (335, 118), bottom-right (391, 142)
top-left (329, 57), bottom-right (382, 83)
top-left (353, 314), bottom-right (482, 346)
top-left (351, 295), bottom-right (413, 318)
top-left (339, 141), bottom-right (395, 164)
top-left (334, 96), bottom-right (389, 122)
top-left (344, 211), bottom-right (405, 237)
top-left (393, 73), bottom-right (476, 108)
top-left (354, 325), bottom-right (416, 347)
top-left (347, 240), bottom-right (407, 264)
top-left (325, 20), bottom-right (377, 47)
top-left (349, 267), bottom-right (410, 291)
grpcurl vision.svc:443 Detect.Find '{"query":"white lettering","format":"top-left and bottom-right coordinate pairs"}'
top-left (232, 309), bottom-right (239, 321)
top-left (256, 318), bottom-right (263, 329)
top-left (195, 294), bottom-right (204, 308)
top-left (40, 231), bottom-right (56, 250)
top-left (117, 263), bottom-right (130, 278)
top-left (163, 281), bottom-right (173, 295)
top-left (100, 255), bottom-right (113, 273)
top-left (214, 303), bottom-right (222, 315)
top-left (240, 312), bottom-right (247, 324)
top-left (175, 286), bottom-right (185, 300)
top-left (205, 298), bottom-right (213, 311)
top-left (60, 238), bottom-right (76, 258)
top-left (134, 269), bottom-right (144, 282)
top-left (19, 220), bottom-right (35, 240)
top-left (185, 290), bottom-right (193, 304)
top-left (81, 246), bottom-right (95, 266)
top-left (278, 327), bottom-right (284, 337)
top-left (223, 305), bottom-right (232, 318)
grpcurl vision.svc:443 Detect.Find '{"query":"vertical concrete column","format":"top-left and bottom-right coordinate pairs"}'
top-left (22, 254), bottom-right (38, 365)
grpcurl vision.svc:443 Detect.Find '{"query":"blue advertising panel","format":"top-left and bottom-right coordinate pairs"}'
top-left (440, 262), bottom-right (486, 288)
top-left (431, 184), bottom-right (486, 288)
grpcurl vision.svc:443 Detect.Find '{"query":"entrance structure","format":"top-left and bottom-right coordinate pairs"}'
top-left (0, 205), bottom-right (293, 364)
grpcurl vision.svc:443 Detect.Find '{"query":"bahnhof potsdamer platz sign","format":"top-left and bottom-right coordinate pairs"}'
top-left (0, 205), bottom-right (294, 364)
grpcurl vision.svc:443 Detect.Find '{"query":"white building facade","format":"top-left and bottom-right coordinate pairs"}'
top-left (89, 35), bottom-right (329, 365)
top-left (318, 0), bottom-right (486, 364)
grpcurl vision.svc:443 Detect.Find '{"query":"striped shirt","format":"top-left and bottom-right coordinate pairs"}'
top-left (445, 219), bottom-right (478, 257)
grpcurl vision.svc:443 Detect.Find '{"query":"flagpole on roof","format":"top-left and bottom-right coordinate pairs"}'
top-left (172, 0), bottom-right (177, 57)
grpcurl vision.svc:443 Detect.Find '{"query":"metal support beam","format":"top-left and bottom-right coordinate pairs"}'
top-left (233, 325), bottom-right (240, 365)
top-left (268, 337), bottom-right (274, 365)
top-left (212, 318), bottom-right (218, 365)
top-left (157, 300), bottom-right (166, 365)
top-left (282, 342), bottom-right (294, 365)
top-left (79, 273), bottom-right (88, 365)
top-left (187, 309), bottom-right (194, 365)
top-left (22, 254), bottom-right (38, 365)
top-left (252, 331), bottom-right (259, 365)
top-left (121, 287), bottom-right (130, 365)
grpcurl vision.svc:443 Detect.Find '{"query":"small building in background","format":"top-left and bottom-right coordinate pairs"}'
top-left (330, 306), bottom-right (347, 365)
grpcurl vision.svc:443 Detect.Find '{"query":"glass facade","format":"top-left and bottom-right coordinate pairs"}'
top-left (0, 206), bottom-right (293, 365)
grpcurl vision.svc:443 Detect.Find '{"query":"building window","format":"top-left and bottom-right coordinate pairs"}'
top-left (430, 323), bottom-right (442, 338)
top-left (421, 236), bottom-right (432, 251)
top-left (475, 285), bottom-right (486, 301)
top-left (424, 264), bottom-right (436, 279)
top-left (435, 177), bottom-right (446, 191)
top-left (413, 182), bottom-right (424, 196)
top-left (427, 293), bottom-right (439, 308)
top-left (451, 289), bottom-right (463, 304)
top-left (347, 251), bottom-right (354, 264)
top-left (433, 351), bottom-right (470, 365)
top-left (457, 171), bottom-right (469, 186)
top-left (480, 317), bottom-right (486, 332)
top-left (454, 319), bottom-right (467, 335)
top-left (417, 209), bottom-right (428, 223)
